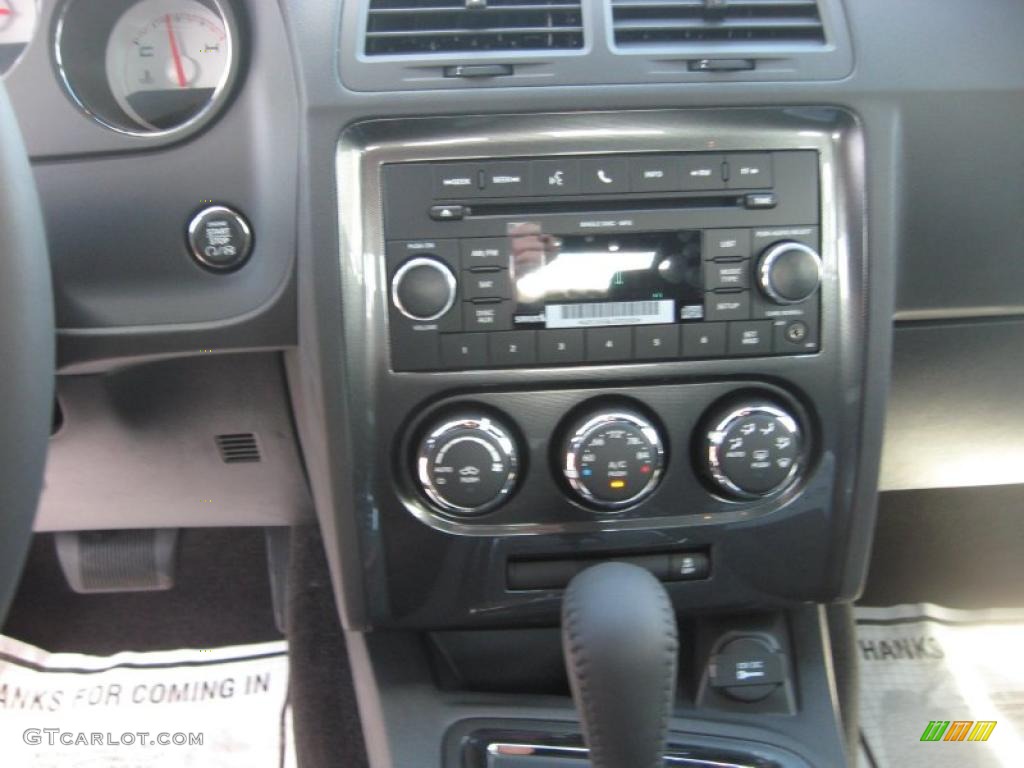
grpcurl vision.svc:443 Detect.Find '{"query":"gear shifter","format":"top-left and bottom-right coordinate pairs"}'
top-left (561, 562), bottom-right (679, 768)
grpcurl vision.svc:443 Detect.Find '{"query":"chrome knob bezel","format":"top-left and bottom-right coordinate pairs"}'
top-left (391, 256), bottom-right (457, 322)
top-left (757, 241), bottom-right (823, 305)
top-left (704, 403), bottom-right (803, 501)
top-left (562, 410), bottom-right (666, 511)
top-left (416, 415), bottom-right (519, 516)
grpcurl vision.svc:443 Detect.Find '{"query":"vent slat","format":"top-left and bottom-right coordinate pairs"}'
top-left (215, 433), bottom-right (261, 464)
top-left (365, 0), bottom-right (584, 56)
top-left (612, 0), bottom-right (825, 48)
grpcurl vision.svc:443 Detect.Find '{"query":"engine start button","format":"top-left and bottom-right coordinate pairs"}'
top-left (187, 204), bottom-right (253, 272)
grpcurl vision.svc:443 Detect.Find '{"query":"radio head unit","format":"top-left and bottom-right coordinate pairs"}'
top-left (382, 150), bottom-right (822, 372)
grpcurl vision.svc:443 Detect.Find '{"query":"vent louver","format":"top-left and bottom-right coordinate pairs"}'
top-left (612, 0), bottom-right (825, 48)
top-left (215, 433), bottom-right (262, 464)
top-left (364, 0), bottom-right (584, 57)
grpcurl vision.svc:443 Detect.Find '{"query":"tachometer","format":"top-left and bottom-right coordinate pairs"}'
top-left (0, 0), bottom-right (38, 77)
top-left (105, 0), bottom-right (231, 131)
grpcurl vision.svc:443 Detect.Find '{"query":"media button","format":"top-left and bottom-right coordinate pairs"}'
top-left (460, 238), bottom-right (508, 270)
top-left (433, 164), bottom-right (483, 198)
top-left (482, 162), bottom-right (530, 197)
top-left (630, 156), bottom-right (679, 192)
top-left (725, 153), bottom-right (772, 189)
top-left (538, 329), bottom-right (585, 364)
top-left (728, 321), bottom-right (773, 356)
top-left (464, 301), bottom-right (512, 331)
top-left (580, 157), bottom-right (630, 194)
top-left (586, 327), bottom-right (633, 362)
top-left (705, 292), bottom-right (751, 322)
top-left (706, 261), bottom-right (750, 291)
top-left (531, 159), bottom-right (580, 195)
top-left (463, 269), bottom-right (511, 300)
top-left (680, 155), bottom-right (726, 191)
top-left (704, 229), bottom-right (750, 261)
top-left (634, 325), bottom-right (680, 360)
top-left (681, 323), bottom-right (727, 358)
top-left (490, 331), bottom-right (537, 366)
top-left (441, 334), bottom-right (488, 368)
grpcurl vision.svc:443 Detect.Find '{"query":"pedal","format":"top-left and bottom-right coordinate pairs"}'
top-left (55, 529), bottom-right (178, 593)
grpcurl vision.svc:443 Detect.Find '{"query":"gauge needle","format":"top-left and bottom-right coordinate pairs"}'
top-left (165, 14), bottom-right (187, 88)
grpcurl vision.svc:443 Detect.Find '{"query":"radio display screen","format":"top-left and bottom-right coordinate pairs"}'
top-left (508, 223), bottom-right (704, 329)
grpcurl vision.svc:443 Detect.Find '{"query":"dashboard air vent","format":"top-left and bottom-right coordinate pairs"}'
top-left (364, 0), bottom-right (585, 56)
top-left (611, 0), bottom-right (826, 48)
top-left (216, 433), bottom-right (262, 464)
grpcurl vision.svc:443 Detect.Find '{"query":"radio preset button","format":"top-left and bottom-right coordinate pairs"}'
top-left (706, 261), bottom-right (750, 291)
top-left (460, 238), bottom-right (508, 270)
top-left (634, 325), bottom-right (680, 360)
top-left (725, 154), bottom-right (773, 188)
top-left (586, 327), bottom-right (633, 362)
top-left (489, 331), bottom-right (537, 366)
top-left (680, 155), bottom-right (726, 190)
top-left (580, 157), bottom-right (629, 194)
top-left (727, 321), bottom-right (773, 356)
top-left (463, 269), bottom-right (511, 300)
top-left (705, 292), bottom-right (751, 322)
top-left (705, 229), bottom-right (750, 261)
top-left (441, 333), bottom-right (488, 368)
top-left (538, 329), bottom-right (585, 364)
top-left (682, 323), bottom-right (727, 358)
top-left (630, 157), bottom-right (680, 193)
top-left (464, 301), bottom-right (512, 332)
top-left (531, 159), bottom-right (581, 195)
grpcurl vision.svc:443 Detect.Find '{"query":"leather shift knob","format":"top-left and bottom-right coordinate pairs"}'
top-left (561, 562), bottom-right (679, 768)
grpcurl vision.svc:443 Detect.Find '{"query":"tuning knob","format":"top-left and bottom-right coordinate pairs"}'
top-left (416, 413), bottom-right (519, 516)
top-left (757, 241), bottom-right (822, 305)
top-left (391, 257), bottom-right (457, 321)
top-left (701, 401), bottom-right (803, 500)
top-left (562, 409), bottom-right (665, 510)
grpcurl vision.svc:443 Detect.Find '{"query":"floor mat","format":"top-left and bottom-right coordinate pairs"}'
top-left (856, 604), bottom-right (1024, 767)
top-left (0, 636), bottom-right (295, 767)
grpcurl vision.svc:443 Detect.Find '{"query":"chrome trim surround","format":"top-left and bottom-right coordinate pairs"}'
top-left (757, 241), bottom-right (823, 305)
top-left (416, 415), bottom-right (519, 516)
top-left (562, 410), bottom-right (665, 511)
top-left (705, 403), bottom-right (803, 501)
top-left (486, 742), bottom-right (755, 768)
top-left (390, 257), bottom-right (457, 322)
top-left (52, 0), bottom-right (240, 139)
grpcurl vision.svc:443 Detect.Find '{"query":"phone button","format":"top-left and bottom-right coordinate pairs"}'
top-left (580, 157), bottom-right (629, 194)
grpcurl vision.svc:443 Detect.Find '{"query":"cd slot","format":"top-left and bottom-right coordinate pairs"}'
top-left (465, 194), bottom-right (742, 218)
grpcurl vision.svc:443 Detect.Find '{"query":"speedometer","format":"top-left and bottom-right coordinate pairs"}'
top-left (55, 0), bottom-right (239, 137)
top-left (105, 0), bottom-right (231, 132)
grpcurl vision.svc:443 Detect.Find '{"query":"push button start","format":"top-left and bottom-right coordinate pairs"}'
top-left (187, 205), bottom-right (253, 271)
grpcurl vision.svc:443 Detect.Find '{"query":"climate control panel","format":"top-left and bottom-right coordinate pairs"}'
top-left (407, 386), bottom-right (809, 527)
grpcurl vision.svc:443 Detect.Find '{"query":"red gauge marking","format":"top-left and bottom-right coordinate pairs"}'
top-left (0, 8), bottom-right (11, 16)
top-left (164, 14), bottom-right (187, 87)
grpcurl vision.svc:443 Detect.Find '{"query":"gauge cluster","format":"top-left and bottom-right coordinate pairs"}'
top-left (54, 0), bottom-right (238, 137)
top-left (0, 0), bottom-right (37, 76)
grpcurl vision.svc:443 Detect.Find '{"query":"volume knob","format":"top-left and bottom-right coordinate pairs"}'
top-left (392, 257), bottom-right (457, 321)
top-left (757, 242), bottom-right (822, 305)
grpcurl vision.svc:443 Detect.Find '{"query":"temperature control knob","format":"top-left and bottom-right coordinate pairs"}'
top-left (757, 241), bottom-right (822, 305)
top-left (416, 413), bottom-right (519, 516)
top-left (702, 402), bottom-right (803, 499)
top-left (562, 409), bottom-right (665, 510)
top-left (391, 257), bottom-right (457, 321)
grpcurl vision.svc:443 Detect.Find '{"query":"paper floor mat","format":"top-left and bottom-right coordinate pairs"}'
top-left (856, 604), bottom-right (1024, 768)
top-left (0, 636), bottom-right (295, 767)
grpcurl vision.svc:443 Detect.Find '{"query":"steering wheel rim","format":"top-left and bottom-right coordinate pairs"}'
top-left (0, 81), bottom-right (54, 621)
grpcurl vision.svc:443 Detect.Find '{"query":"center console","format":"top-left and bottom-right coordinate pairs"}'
top-left (328, 108), bottom-right (871, 767)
